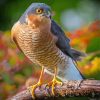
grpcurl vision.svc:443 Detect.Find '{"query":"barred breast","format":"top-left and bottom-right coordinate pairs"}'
top-left (12, 21), bottom-right (83, 81)
top-left (15, 22), bottom-right (68, 69)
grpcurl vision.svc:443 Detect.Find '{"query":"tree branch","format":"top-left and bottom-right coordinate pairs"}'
top-left (8, 80), bottom-right (100, 100)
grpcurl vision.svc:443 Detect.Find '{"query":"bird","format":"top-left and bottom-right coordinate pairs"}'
top-left (11, 3), bottom-right (85, 98)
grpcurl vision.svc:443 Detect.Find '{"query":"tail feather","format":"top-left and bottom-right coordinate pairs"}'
top-left (71, 48), bottom-right (86, 61)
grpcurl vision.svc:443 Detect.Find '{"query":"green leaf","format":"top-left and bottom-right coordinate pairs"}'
top-left (86, 37), bottom-right (100, 53)
top-left (18, 53), bottom-right (25, 61)
top-left (9, 58), bottom-right (16, 67)
top-left (0, 50), bottom-right (5, 59)
top-left (23, 67), bottom-right (32, 76)
top-left (1, 73), bottom-right (13, 84)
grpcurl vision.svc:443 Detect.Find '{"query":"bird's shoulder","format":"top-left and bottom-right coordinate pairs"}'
top-left (51, 20), bottom-right (86, 61)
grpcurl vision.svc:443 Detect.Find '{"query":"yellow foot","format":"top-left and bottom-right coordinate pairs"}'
top-left (28, 81), bottom-right (42, 99)
top-left (48, 79), bottom-right (62, 96)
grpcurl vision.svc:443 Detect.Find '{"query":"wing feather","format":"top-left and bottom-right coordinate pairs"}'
top-left (51, 20), bottom-right (85, 61)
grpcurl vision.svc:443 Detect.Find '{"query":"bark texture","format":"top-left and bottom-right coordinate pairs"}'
top-left (8, 80), bottom-right (100, 100)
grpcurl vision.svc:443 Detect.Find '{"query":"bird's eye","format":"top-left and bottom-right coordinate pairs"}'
top-left (36, 8), bottom-right (44, 14)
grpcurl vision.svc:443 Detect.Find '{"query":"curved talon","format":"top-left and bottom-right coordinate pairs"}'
top-left (28, 66), bottom-right (44, 99)
top-left (47, 66), bottom-right (62, 96)
top-left (48, 79), bottom-right (62, 96)
top-left (28, 81), bottom-right (42, 98)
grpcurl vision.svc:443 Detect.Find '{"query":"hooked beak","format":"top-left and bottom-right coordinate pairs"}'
top-left (42, 11), bottom-right (51, 19)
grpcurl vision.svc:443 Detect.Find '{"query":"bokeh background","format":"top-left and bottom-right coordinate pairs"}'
top-left (0, 0), bottom-right (100, 99)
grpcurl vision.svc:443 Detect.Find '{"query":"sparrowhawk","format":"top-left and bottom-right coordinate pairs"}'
top-left (11, 3), bottom-right (85, 98)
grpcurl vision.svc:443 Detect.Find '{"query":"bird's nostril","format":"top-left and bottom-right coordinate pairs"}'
top-left (49, 15), bottom-right (51, 19)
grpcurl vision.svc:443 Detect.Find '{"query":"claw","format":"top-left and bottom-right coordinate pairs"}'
top-left (47, 66), bottom-right (62, 96)
top-left (28, 81), bottom-right (42, 98)
top-left (28, 66), bottom-right (44, 99)
top-left (48, 79), bottom-right (62, 96)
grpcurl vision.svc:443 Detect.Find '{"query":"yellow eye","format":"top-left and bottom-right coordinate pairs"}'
top-left (36, 8), bottom-right (43, 14)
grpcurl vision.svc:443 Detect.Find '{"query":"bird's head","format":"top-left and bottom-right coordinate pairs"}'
top-left (19, 3), bottom-right (52, 28)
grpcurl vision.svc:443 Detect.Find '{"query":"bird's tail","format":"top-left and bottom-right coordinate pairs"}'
top-left (45, 57), bottom-right (84, 82)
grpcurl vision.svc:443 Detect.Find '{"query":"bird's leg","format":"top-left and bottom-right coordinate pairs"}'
top-left (48, 66), bottom-right (62, 95)
top-left (28, 66), bottom-right (44, 98)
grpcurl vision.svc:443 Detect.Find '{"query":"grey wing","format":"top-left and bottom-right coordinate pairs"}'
top-left (51, 20), bottom-right (85, 61)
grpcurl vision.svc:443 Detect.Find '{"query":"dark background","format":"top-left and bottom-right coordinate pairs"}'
top-left (0, 0), bottom-right (100, 31)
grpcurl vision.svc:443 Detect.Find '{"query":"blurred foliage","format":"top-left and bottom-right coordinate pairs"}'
top-left (67, 20), bottom-right (100, 78)
top-left (0, 0), bottom-right (100, 100)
